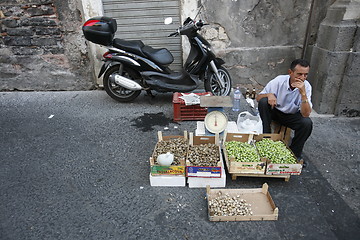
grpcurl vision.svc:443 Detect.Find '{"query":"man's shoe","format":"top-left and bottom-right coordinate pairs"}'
top-left (302, 160), bottom-right (307, 168)
top-left (297, 156), bottom-right (307, 168)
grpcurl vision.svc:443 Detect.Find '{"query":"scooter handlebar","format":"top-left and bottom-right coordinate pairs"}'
top-left (195, 20), bottom-right (204, 28)
top-left (168, 19), bottom-right (207, 37)
top-left (168, 31), bottom-right (179, 37)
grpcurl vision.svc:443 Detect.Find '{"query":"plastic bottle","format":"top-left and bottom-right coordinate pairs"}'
top-left (232, 87), bottom-right (241, 112)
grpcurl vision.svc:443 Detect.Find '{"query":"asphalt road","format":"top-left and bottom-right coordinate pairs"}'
top-left (0, 90), bottom-right (359, 240)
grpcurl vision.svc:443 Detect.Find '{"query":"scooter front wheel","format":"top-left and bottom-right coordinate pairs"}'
top-left (205, 67), bottom-right (232, 96)
top-left (103, 65), bottom-right (141, 102)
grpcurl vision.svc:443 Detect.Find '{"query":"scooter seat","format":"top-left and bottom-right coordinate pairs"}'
top-left (142, 45), bottom-right (174, 66)
top-left (112, 38), bottom-right (145, 56)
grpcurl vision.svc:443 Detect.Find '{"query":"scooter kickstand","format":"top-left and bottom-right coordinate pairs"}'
top-left (145, 90), bottom-right (155, 98)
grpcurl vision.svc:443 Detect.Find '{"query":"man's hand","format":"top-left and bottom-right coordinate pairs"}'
top-left (291, 77), bottom-right (311, 117)
top-left (267, 93), bottom-right (277, 108)
top-left (291, 78), bottom-right (306, 95)
top-left (256, 93), bottom-right (277, 109)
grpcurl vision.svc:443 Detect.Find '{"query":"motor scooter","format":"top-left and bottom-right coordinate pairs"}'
top-left (83, 14), bottom-right (232, 102)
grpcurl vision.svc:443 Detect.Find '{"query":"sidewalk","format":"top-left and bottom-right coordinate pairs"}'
top-left (0, 90), bottom-right (359, 240)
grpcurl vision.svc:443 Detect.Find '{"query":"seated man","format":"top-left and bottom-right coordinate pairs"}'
top-left (256, 59), bottom-right (313, 166)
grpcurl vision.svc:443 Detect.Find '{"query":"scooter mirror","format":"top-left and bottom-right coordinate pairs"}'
top-left (164, 17), bottom-right (173, 25)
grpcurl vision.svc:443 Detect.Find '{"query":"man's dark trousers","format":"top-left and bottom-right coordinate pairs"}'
top-left (258, 97), bottom-right (313, 158)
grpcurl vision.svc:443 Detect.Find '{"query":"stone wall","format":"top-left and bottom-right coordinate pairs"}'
top-left (197, 0), bottom-right (312, 90)
top-left (0, 0), bottom-right (94, 90)
top-left (308, 0), bottom-right (360, 117)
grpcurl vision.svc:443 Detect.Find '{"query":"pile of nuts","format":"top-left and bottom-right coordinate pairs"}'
top-left (208, 192), bottom-right (253, 217)
top-left (153, 138), bottom-right (187, 165)
top-left (187, 143), bottom-right (219, 166)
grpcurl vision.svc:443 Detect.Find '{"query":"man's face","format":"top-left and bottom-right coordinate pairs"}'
top-left (288, 65), bottom-right (310, 84)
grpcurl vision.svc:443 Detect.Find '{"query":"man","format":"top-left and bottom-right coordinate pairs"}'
top-left (256, 59), bottom-right (313, 166)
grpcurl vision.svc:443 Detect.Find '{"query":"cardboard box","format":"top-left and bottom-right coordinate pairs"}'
top-left (150, 131), bottom-right (187, 176)
top-left (149, 173), bottom-right (186, 187)
top-left (254, 134), bottom-right (302, 175)
top-left (223, 133), bottom-right (266, 175)
top-left (206, 183), bottom-right (279, 221)
top-left (186, 133), bottom-right (222, 178)
top-left (195, 121), bottom-right (240, 136)
top-left (187, 154), bottom-right (226, 188)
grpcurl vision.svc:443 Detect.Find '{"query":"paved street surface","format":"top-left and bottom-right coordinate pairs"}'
top-left (1, 90), bottom-right (359, 240)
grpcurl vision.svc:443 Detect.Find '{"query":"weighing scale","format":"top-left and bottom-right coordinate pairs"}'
top-left (200, 96), bottom-right (232, 135)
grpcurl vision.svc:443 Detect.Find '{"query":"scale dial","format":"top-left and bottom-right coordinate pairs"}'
top-left (204, 110), bottom-right (228, 134)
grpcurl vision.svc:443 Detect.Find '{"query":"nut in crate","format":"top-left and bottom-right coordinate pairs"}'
top-left (188, 143), bottom-right (219, 166)
top-left (153, 138), bottom-right (187, 165)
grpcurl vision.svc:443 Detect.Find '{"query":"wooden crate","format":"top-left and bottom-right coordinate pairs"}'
top-left (206, 183), bottom-right (279, 221)
top-left (149, 131), bottom-right (187, 176)
top-left (254, 134), bottom-right (303, 176)
top-left (272, 121), bottom-right (292, 146)
top-left (223, 133), bottom-right (293, 181)
top-left (223, 133), bottom-right (266, 175)
top-left (186, 133), bottom-right (222, 178)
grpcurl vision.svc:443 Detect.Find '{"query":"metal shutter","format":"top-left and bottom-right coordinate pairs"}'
top-left (102, 0), bottom-right (182, 71)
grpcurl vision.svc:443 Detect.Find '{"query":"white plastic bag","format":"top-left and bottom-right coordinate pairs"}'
top-left (236, 111), bottom-right (263, 134)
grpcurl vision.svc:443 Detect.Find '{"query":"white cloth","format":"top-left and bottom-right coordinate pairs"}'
top-left (259, 75), bottom-right (312, 114)
top-left (178, 93), bottom-right (211, 105)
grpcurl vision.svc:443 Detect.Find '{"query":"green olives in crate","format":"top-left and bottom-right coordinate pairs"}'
top-left (255, 139), bottom-right (297, 164)
top-left (225, 141), bottom-right (260, 162)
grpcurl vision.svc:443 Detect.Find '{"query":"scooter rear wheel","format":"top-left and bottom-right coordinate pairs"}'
top-left (205, 67), bottom-right (232, 96)
top-left (103, 65), bottom-right (141, 102)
